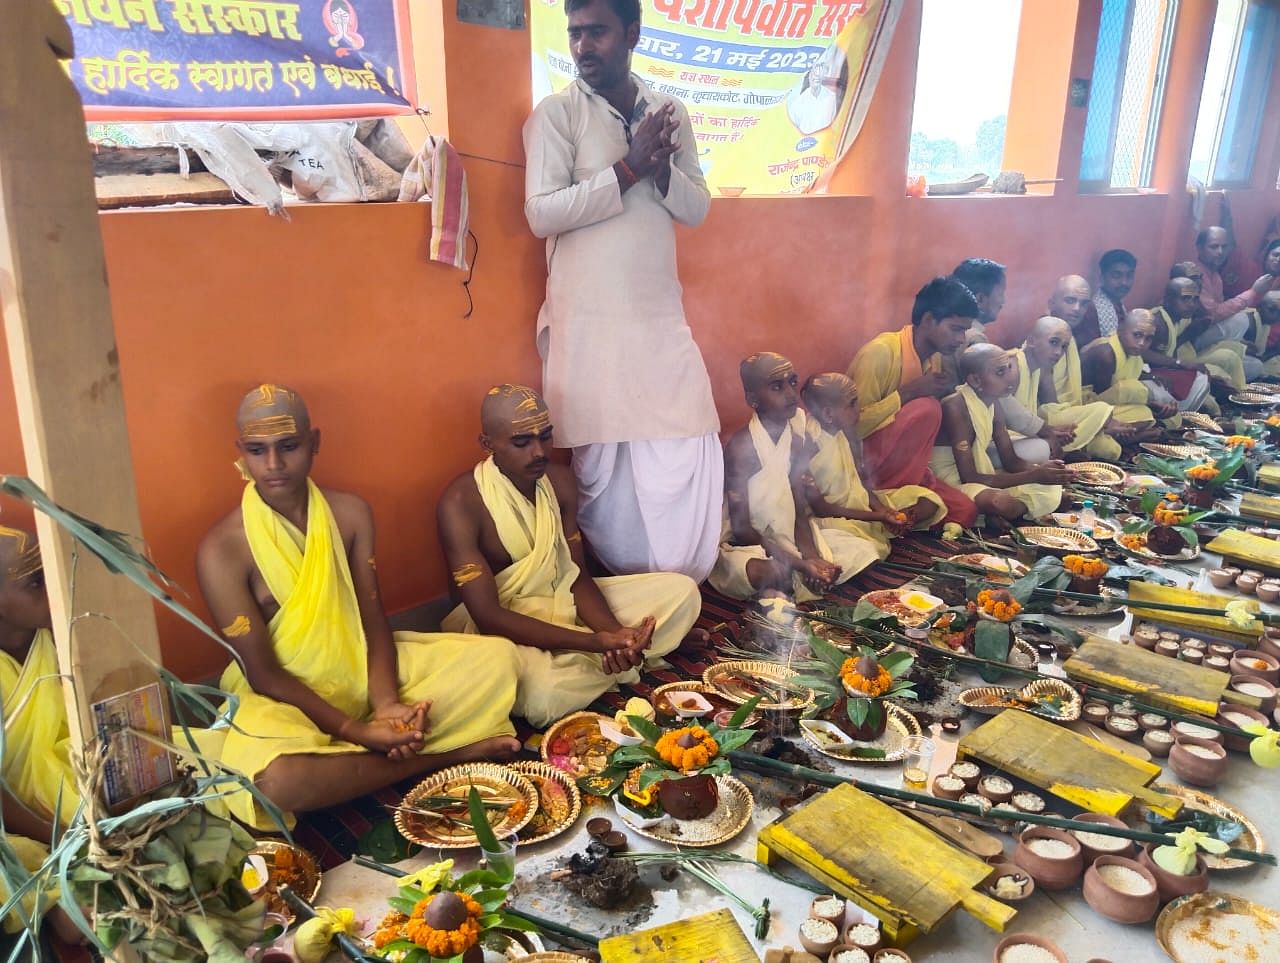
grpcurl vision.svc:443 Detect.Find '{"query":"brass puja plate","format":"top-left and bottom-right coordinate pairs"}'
top-left (508, 761), bottom-right (582, 846)
top-left (798, 703), bottom-right (922, 764)
top-left (1179, 411), bottom-right (1224, 434)
top-left (947, 553), bottom-right (1029, 582)
top-left (396, 763), bottom-right (539, 848)
top-left (614, 775), bottom-right (754, 847)
top-left (1070, 461), bottom-right (1127, 486)
top-left (1016, 526), bottom-right (1100, 553)
top-left (960, 679), bottom-right (1081, 722)
top-left (1051, 512), bottom-right (1121, 540)
top-left (1228, 392), bottom-right (1280, 407)
top-left (702, 659), bottom-right (815, 711)
top-left (1140, 442), bottom-right (1210, 459)
top-left (1140, 784), bottom-right (1265, 872)
top-left (1156, 892), bottom-right (1280, 961)
top-left (539, 711), bottom-right (614, 780)
top-left (1244, 382), bottom-right (1280, 396)
top-left (651, 680), bottom-right (761, 727)
top-left (247, 841), bottom-right (321, 923)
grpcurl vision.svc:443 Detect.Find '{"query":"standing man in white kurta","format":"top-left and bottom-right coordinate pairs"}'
top-left (522, 0), bottom-right (723, 582)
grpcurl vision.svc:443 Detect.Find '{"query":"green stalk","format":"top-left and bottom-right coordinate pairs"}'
top-left (616, 851), bottom-right (829, 896)
top-left (726, 752), bottom-right (1275, 866)
top-left (279, 886), bottom-right (381, 962)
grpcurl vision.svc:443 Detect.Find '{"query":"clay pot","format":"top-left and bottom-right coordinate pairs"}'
top-left (1258, 581), bottom-right (1280, 604)
top-left (586, 817), bottom-right (613, 838)
top-left (1069, 813), bottom-right (1135, 864)
top-left (1244, 569), bottom-right (1266, 580)
top-left (843, 920), bottom-right (883, 953)
top-left (1230, 675), bottom-right (1278, 714)
top-left (1155, 640), bottom-right (1181, 658)
top-left (1110, 702), bottom-right (1138, 718)
top-left (599, 830), bottom-right (628, 853)
top-left (1169, 736), bottom-right (1228, 786)
top-left (1216, 704), bottom-right (1272, 752)
top-left (461, 945), bottom-right (485, 963)
top-left (797, 917), bottom-right (840, 957)
top-left (1230, 650), bottom-right (1280, 685)
top-left (826, 946), bottom-right (871, 963)
top-left (930, 774), bottom-right (966, 800)
top-left (1179, 647), bottom-right (1205, 665)
top-left (978, 775), bottom-right (1014, 804)
top-left (1132, 630), bottom-right (1160, 650)
top-left (1068, 575), bottom-right (1103, 596)
top-left (1138, 712), bottom-right (1168, 731)
top-left (1209, 642), bottom-right (1236, 658)
top-left (833, 696), bottom-right (889, 741)
top-left (1222, 568), bottom-right (1243, 579)
top-left (1138, 844), bottom-right (1209, 903)
top-left (949, 761), bottom-right (981, 791)
top-left (659, 774), bottom-right (719, 820)
top-left (1182, 637), bottom-right (1207, 651)
top-left (1236, 574), bottom-right (1260, 595)
top-left (1182, 485), bottom-right (1216, 509)
top-left (1171, 720), bottom-right (1221, 744)
top-left (1260, 633), bottom-right (1280, 661)
top-left (983, 862), bottom-right (1035, 902)
top-left (1104, 715), bottom-right (1141, 740)
top-left (1013, 827), bottom-right (1083, 891)
top-left (1205, 655), bottom-right (1231, 672)
top-left (1082, 855), bottom-right (1159, 924)
top-left (1143, 729), bottom-right (1175, 757)
top-left (992, 935), bottom-right (1067, 963)
top-left (1083, 702), bottom-right (1111, 724)
top-left (873, 951), bottom-right (913, 963)
top-left (809, 895), bottom-right (846, 926)
top-left (1207, 568), bottom-right (1235, 589)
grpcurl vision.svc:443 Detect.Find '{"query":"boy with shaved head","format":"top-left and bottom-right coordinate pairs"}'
top-left (800, 373), bottom-right (946, 558)
top-left (1081, 310), bottom-right (1179, 432)
top-left (436, 385), bottom-right (699, 728)
top-left (198, 385), bottom-right (521, 830)
top-left (1014, 316), bottom-right (1130, 460)
top-left (930, 345), bottom-right (1072, 523)
top-left (710, 353), bottom-right (880, 601)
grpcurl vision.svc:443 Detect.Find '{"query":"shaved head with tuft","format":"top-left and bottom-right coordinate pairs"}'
top-left (482, 384), bottom-right (551, 438)
top-left (236, 384), bottom-right (310, 439)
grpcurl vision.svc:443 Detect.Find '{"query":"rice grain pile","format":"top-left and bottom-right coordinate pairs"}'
top-left (800, 918), bottom-right (838, 943)
top-left (1096, 863), bottom-right (1153, 895)
top-left (999, 943), bottom-right (1061, 963)
top-left (846, 923), bottom-right (879, 946)
top-left (1072, 829), bottom-right (1129, 852)
top-left (1026, 837), bottom-right (1075, 859)
top-left (1012, 792), bottom-right (1045, 813)
top-left (982, 776), bottom-right (1013, 794)
top-left (831, 950), bottom-right (871, 963)
top-left (1167, 908), bottom-right (1280, 962)
top-left (1182, 744), bottom-right (1223, 759)
top-left (813, 896), bottom-right (844, 919)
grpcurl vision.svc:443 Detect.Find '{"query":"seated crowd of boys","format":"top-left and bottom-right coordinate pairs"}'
top-left (4, 234), bottom-right (1279, 929)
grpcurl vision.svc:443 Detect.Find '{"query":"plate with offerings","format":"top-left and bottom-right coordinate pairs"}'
top-left (1016, 526), bottom-right (1100, 554)
top-left (1156, 892), bottom-right (1280, 961)
top-left (809, 616), bottom-right (897, 654)
top-left (798, 704), bottom-right (923, 763)
top-left (614, 775), bottom-right (754, 847)
top-left (651, 680), bottom-right (761, 727)
top-left (1140, 442), bottom-right (1210, 459)
top-left (702, 659), bottom-right (815, 711)
top-left (508, 761), bottom-right (582, 845)
top-left (946, 553), bottom-right (1029, 582)
top-left (244, 842), bottom-right (321, 923)
top-left (395, 763), bottom-right (539, 848)
top-left (540, 711), bottom-right (614, 780)
top-left (1139, 784), bottom-right (1265, 872)
top-left (1049, 586), bottom-right (1125, 616)
top-left (959, 678), bottom-right (1081, 721)
top-left (1179, 411), bottom-right (1224, 434)
top-left (858, 587), bottom-right (946, 627)
top-left (1070, 461), bottom-right (1127, 486)
top-left (1116, 530), bottom-right (1201, 562)
top-left (1228, 391), bottom-right (1280, 407)
top-left (1050, 512), bottom-right (1121, 540)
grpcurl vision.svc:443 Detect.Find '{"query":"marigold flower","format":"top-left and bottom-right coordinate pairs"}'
top-left (1226, 435), bottom-right (1256, 449)
top-left (839, 657), bottom-right (893, 696)
top-left (655, 726), bottom-right (719, 772)
top-left (1063, 554), bottom-right (1108, 578)
top-left (976, 588), bottom-right (1021, 621)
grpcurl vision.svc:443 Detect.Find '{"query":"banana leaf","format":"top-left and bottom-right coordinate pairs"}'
top-left (973, 620), bottom-right (1012, 683)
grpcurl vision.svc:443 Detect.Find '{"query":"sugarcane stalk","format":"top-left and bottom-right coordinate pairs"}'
top-left (351, 854), bottom-right (601, 949)
top-left (279, 886), bottom-right (381, 962)
top-left (726, 751), bottom-right (1275, 866)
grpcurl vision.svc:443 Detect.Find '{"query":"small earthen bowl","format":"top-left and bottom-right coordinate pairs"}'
top-left (1083, 702), bottom-right (1111, 724)
top-left (1138, 844), bottom-right (1208, 902)
top-left (585, 817), bottom-right (613, 838)
top-left (1236, 574), bottom-right (1260, 595)
top-left (978, 775), bottom-right (1014, 805)
top-left (1132, 631), bottom-right (1160, 651)
top-left (1231, 649), bottom-right (1280, 685)
top-left (1207, 568), bottom-right (1234, 589)
top-left (1138, 712), bottom-right (1168, 731)
top-left (931, 774), bottom-right (966, 800)
top-left (873, 951), bottom-right (913, 963)
top-left (1171, 720), bottom-right (1221, 744)
top-left (1258, 581), bottom-right (1280, 604)
top-left (1070, 812), bottom-right (1135, 864)
top-left (983, 862), bottom-right (1035, 902)
top-left (1143, 728), bottom-right (1175, 757)
top-left (809, 894), bottom-right (846, 926)
top-left (797, 918), bottom-right (840, 958)
top-left (1229, 674), bottom-right (1278, 715)
top-left (1155, 640), bottom-right (1181, 658)
top-left (992, 934), bottom-right (1067, 963)
top-left (1013, 827), bottom-right (1083, 891)
top-left (827, 945), bottom-right (871, 963)
top-left (1179, 647), bottom-right (1205, 665)
top-left (949, 762), bottom-right (981, 791)
top-left (599, 830), bottom-right (628, 853)
top-left (1082, 855), bottom-right (1159, 924)
top-left (1169, 735), bottom-right (1228, 786)
top-left (1104, 715), bottom-right (1141, 740)
top-left (1216, 704), bottom-right (1272, 752)
top-left (843, 920), bottom-right (883, 953)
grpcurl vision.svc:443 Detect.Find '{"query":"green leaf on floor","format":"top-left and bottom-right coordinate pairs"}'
top-left (358, 818), bottom-right (420, 864)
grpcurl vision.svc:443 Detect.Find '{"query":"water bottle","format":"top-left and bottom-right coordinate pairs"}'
top-left (1078, 499), bottom-right (1096, 538)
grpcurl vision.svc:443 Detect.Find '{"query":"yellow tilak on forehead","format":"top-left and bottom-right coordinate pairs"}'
top-left (249, 384), bottom-right (295, 409)
top-left (769, 362), bottom-right (794, 379)
top-left (0, 527), bottom-right (41, 580)
top-left (511, 411), bottom-right (551, 434)
top-left (240, 414), bottom-right (298, 438)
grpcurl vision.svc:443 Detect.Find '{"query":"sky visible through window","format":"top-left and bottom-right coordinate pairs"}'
top-left (908, 0), bottom-right (1022, 187)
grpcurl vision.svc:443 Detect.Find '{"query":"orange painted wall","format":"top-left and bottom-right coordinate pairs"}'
top-left (3, 0), bottom-right (1278, 681)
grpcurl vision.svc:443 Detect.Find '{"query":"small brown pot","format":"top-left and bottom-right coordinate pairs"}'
top-left (1138, 845), bottom-right (1208, 903)
top-left (949, 761), bottom-right (981, 791)
top-left (1083, 702), bottom-right (1111, 724)
top-left (461, 945), bottom-right (485, 963)
top-left (977, 775), bottom-right (1014, 804)
top-left (1069, 813), bottom-right (1135, 864)
top-left (832, 695), bottom-right (889, 741)
top-left (809, 895), bottom-right (846, 926)
top-left (1143, 729), bottom-right (1175, 757)
top-left (843, 921), bottom-right (883, 953)
top-left (1169, 736), bottom-right (1228, 786)
top-left (797, 918), bottom-right (840, 958)
top-left (992, 935), bottom-right (1067, 963)
top-left (1216, 704), bottom-right (1272, 752)
top-left (1104, 715), bottom-right (1141, 740)
top-left (1082, 855), bottom-right (1159, 924)
top-left (659, 774), bottom-right (719, 820)
top-left (1229, 674), bottom-right (1278, 715)
top-left (873, 951), bottom-right (913, 963)
top-left (930, 774), bottom-right (966, 800)
top-left (1013, 827), bottom-right (1083, 891)
top-left (1182, 485), bottom-right (1216, 509)
top-left (1260, 631), bottom-right (1280, 661)
top-left (1231, 650), bottom-right (1280, 685)
top-left (983, 862), bottom-right (1035, 902)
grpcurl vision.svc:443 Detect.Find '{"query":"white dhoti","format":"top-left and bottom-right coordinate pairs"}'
top-left (573, 435), bottom-right (723, 582)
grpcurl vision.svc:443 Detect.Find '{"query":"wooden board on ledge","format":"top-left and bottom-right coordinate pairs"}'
top-left (1063, 638), bottom-right (1232, 717)
top-left (599, 909), bottom-right (758, 963)
top-left (757, 783), bottom-right (1015, 945)
top-left (957, 710), bottom-right (1182, 818)
top-left (1206, 528), bottom-right (1280, 575)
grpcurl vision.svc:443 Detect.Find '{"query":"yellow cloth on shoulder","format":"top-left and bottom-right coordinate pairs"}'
top-left (805, 421), bottom-right (944, 558)
top-left (1013, 348), bottom-right (1112, 455)
top-left (1, 629), bottom-right (77, 826)
top-left (1052, 338), bottom-right (1084, 405)
top-left (711, 412), bottom-right (879, 601)
top-left (1152, 306), bottom-right (1247, 388)
top-left (1085, 335), bottom-right (1156, 421)
top-left (442, 458), bottom-right (697, 728)
top-left (219, 480), bottom-right (518, 830)
top-left (848, 325), bottom-right (942, 439)
top-left (928, 384), bottom-right (1062, 518)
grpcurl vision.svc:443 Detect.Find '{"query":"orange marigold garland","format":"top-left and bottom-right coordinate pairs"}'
top-left (1062, 554), bottom-right (1108, 578)
top-left (976, 588), bottom-right (1021, 622)
top-left (1185, 463), bottom-right (1219, 484)
top-left (655, 726), bottom-right (720, 771)
top-left (839, 658), bottom-right (892, 696)
top-left (1225, 435), bottom-right (1256, 449)
top-left (373, 893), bottom-right (484, 958)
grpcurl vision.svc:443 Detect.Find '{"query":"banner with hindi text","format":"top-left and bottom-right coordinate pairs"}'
top-left (58, 0), bottom-right (416, 120)
top-left (530, 0), bottom-right (897, 195)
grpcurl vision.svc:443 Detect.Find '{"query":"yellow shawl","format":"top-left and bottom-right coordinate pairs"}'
top-left (1052, 338), bottom-right (1084, 406)
top-left (1013, 348), bottom-right (1040, 413)
top-left (953, 384), bottom-right (1062, 518)
top-left (0, 630), bottom-right (76, 824)
top-left (848, 325), bottom-right (942, 438)
top-left (1151, 306), bottom-right (1187, 359)
top-left (219, 480), bottom-right (369, 719)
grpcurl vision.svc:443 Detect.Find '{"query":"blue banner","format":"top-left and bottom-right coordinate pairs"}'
top-left (58, 0), bottom-right (416, 119)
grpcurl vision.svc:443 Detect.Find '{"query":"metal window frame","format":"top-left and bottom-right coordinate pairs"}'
top-left (1079, 0), bottom-right (1138, 192)
top-left (1136, 0), bottom-right (1180, 187)
top-left (1209, 0), bottom-right (1279, 187)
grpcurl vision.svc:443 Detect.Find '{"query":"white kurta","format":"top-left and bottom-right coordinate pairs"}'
top-left (523, 76), bottom-right (720, 448)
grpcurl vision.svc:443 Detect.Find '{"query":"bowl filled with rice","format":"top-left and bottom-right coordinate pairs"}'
top-left (1082, 854), bottom-right (1159, 924)
top-left (992, 934), bottom-right (1067, 963)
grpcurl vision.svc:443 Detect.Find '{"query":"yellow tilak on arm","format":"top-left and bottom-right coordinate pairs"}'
top-left (452, 563), bottom-right (483, 587)
top-left (222, 615), bottom-right (252, 638)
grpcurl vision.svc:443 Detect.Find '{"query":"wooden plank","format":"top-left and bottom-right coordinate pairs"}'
top-left (96, 172), bottom-right (234, 209)
top-left (1063, 638), bottom-right (1230, 717)
top-left (1240, 492), bottom-right (1280, 523)
top-left (598, 909), bottom-right (758, 963)
top-left (0, 3), bottom-right (171, 800)
top-left (1206, 528), bottom-right (1280, 575)
top-left (91, 144), bottom-right (208, 177)
top-left (756, 784), bottom-right (1015, 943)
top-left (1125, 581), bottom-right (1262, 645)
top-left (958, 711), bottom-right (1182, 818)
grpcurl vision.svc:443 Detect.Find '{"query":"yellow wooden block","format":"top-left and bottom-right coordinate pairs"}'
top-left (599, 908), bottom-right (759, 963)
top-left (1064, 637), bottom-right (1231, 717)
top-left (1258, 464), bottom-right (1280, 490)
top-left (1206, 528), bottom-right (1280, 575)
top-left (1124, 582), bottom-right (1261, 645)
top-left (1240, 492), bottom-right (1280, 522)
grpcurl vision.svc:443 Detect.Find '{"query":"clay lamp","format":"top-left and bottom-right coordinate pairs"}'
top-left (1013, 827), bottom-right (1084, 891)
top-left (1070, 813), bottom-right (1135, 864)
top-left (983, 863), bottom-right (1034, 902)
top-left (585, 817), bottom-right (613, 839)
top-left (1082, 855), bottom-right (1159, 924)
top-left (1169, 736), bottom-right (1228, 787)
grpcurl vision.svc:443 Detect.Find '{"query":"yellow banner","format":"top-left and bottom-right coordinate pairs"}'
top-left (531, 0), bottom-right (898, 194)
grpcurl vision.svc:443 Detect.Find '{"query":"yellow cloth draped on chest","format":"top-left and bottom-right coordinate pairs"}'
top-left (1, 629), bottom-right (77, 826)
top-left (1152, 306), bottom-right (1246, 389)
top-left (711, 412), bottom-right (879, 601)
top-left (218, 480), bottom-right (518, 830)
top-left (848, 325), bottom-right (942, 439)
top-left (928, 385), bottom-right (1062, 518)
top-left (1013, 348), bottom-right (1113, 455)
top-left (1084, 334), bottom-right (1156, 423)
top-left (805, 422), bottom-right (944, 558)
top-left (441, 457), bottom-right (698, 729)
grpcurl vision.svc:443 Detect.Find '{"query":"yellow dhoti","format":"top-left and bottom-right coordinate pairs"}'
top-left (218, 481), bottom-right (519, 830)
top-left (806, 422), bottom-right (944, 559)
top-left (929, 385), bottom-right (1062, 518)
top-left (711, 412), bottom-right (879, 601)
top-left (1013, 348), bottom-right (1113, 456)
top-left (0, 629), bottom-right (74, 929)
top-left (441, 458), bottom-right (698, 728)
